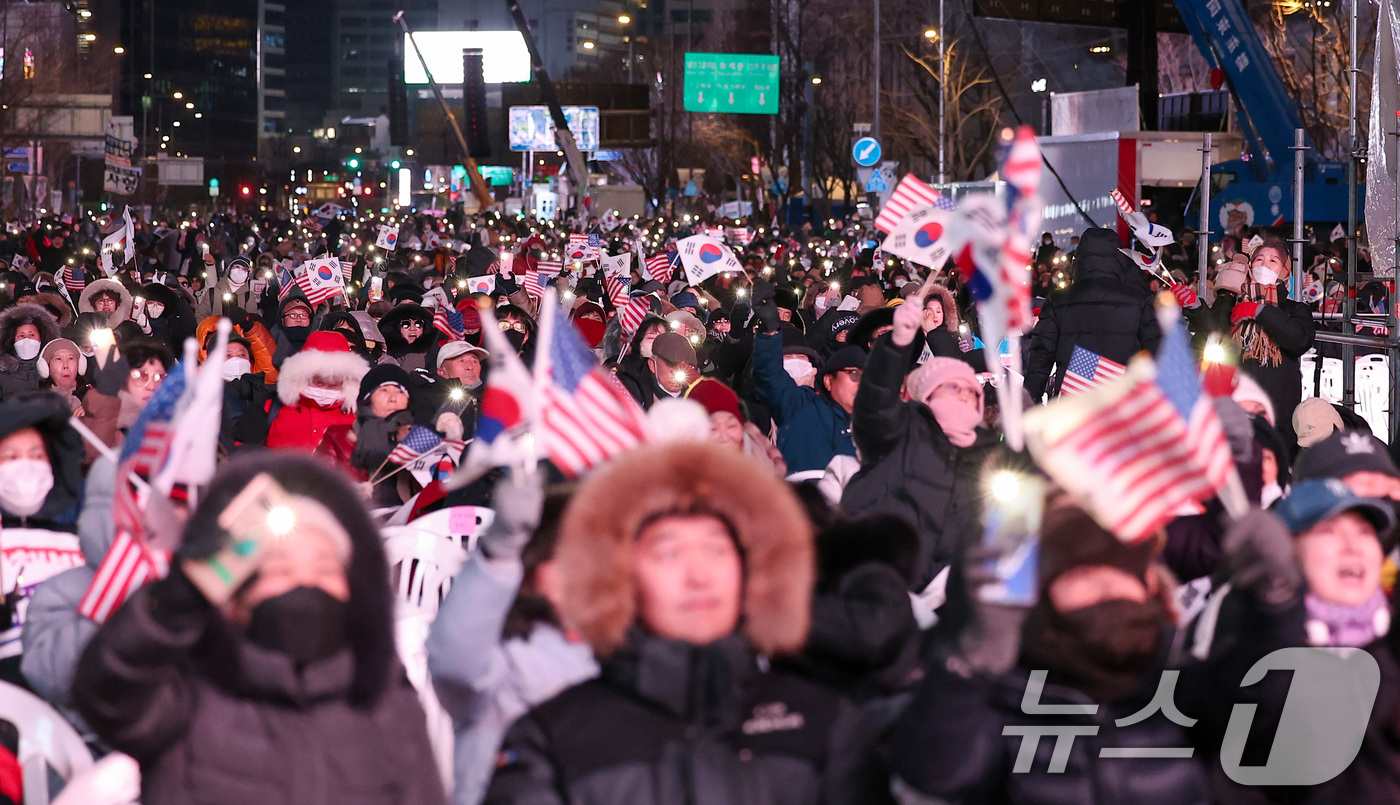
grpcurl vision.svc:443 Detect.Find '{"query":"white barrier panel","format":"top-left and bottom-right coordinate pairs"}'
top-left (1301, 350), bottom-right (1390, 442)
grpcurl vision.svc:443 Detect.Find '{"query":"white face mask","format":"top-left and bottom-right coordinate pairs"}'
top-left (221, 357), bottom-right (252, 381)
top-left (783, 357), bottom-right (814, 382)
top-left (147, 302), bottom-right (165, 319)
top-left (13, 338), bottom-right (39, 361)
top-left (1251, 265), bottom-right (1279, 286)
top-left (301, 386), bottom-right (343, 407)
top-left (228, 267), bottom-right (249, 285)
top-left (894, 278), bottom-right (908, 289)
top-left (814, 296), bottom-right (830, 316)
top-left (0, 459), bottom-right (53, 517)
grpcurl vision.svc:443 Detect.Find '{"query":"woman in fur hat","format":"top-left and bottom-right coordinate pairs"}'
top-left (486, 442), bottom-right (878, 804)
top-left (0, 303), bottom-right (62, 401)
top-left (72, 452), bottom-right (447, 805)
top-left (77, 278), bottom-right (133, 329)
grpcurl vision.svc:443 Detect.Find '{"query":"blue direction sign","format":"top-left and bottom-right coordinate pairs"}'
top-left (852, 137), bottom-right (882, 167)
top-left (864, 171), bottom-right (888, 193)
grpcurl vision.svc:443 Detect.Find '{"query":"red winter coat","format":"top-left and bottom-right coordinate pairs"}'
top-left (265, 397), bottom-right (354, 452)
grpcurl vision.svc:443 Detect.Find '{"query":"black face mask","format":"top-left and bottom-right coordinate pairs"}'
top-left (246, 586), bottom-right (347, 665)
top-left (504, 329), bottom-right (528, 353)
top-left (280, 325), bottom-right (312, 345)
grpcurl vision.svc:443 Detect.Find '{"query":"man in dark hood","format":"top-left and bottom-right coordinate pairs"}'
top-left (1024, 227), bottom-right (1162, 400)
top-left (271, 294), bottom-right (315, 367)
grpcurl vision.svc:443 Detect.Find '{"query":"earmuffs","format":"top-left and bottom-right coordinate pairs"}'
top-left (37, 346), bottom-right (88, 379)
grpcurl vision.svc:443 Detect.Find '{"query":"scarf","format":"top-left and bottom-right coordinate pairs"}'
top-left (929, 398), bottom-right (981, 447)
top-left (1231, 281), bottom-right (1283, 368)
top-left (1019, 599), bottom-right (1165, 703)
top-left (1304, 588), bottom-right (1390, 648)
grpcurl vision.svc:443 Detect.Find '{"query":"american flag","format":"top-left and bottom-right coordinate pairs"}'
top-left (874, 174), bottom-right (945, 233)
top-left (619, 294), bottom-right (654, 337)
top-left (537, 258), bottom-right (564, 276)
top-left (1024, 314), bottom-right (1234, 543)
top-left (541, 301), bottom-right (650, 476)
top-left (434, 305), bottom-right (465, 341)
top-left (604, 274), bottom-right (630, 309)
top-left (60, 265), bottom-right (86, 292)
top-left (726, 227), bottom-right (752, 246)
top-left (1060, 346), bottom-right (1126, 397)
top-left (78, 364), bottom-right (188, 622)
top-left (643, 253), bottom-right (669, 281)
top-left (276, 264), bottom-right (296, 301)
top-left (521, 272), bottom-right (545, 301)
top-left (388, 425), bottom-right (467, 466)
top-left (341, 258), bottom-right (355, 282)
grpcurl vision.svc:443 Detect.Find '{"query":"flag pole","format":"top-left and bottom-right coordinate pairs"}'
top-left (526, 289), bottom-right (556, 479)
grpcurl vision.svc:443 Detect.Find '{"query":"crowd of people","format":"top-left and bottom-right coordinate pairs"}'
top-left (0, 203), bottom-right (1393, 804)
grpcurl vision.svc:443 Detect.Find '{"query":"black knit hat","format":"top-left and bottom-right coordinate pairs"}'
top-left (1294, 430), bottom-right (1399, 483)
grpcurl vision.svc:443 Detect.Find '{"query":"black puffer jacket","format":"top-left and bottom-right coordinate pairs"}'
top-left (1024, 228), bottom-right (1162, 399)
top-left (841, 335), bottom-right (1000, 588)
top-left (484, 632), bottom-right (878, 805)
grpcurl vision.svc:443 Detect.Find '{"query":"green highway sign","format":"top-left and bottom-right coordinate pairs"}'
top-left (683, 53), bottom-right (779, 115)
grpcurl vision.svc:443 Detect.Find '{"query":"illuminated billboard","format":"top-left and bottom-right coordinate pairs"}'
top-left (403, 31), bottom-right (531, 84)
top-left (508, 106), bottom-right (600, 152)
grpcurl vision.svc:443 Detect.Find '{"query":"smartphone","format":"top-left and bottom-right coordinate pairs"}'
top-left (183, 473), bottom-right (293, 606)
top-left (977, 472), bottom-right (1044, 606)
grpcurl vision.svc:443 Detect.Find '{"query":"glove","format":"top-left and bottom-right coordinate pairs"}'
top-left (92, 346), bottom-right (132, 397)
top-left (1222, 509), bottom-right (1301, 607)
top-left (479, 471), bottom-right (545, 562)
top-left (1230, 301), bottom-right (1263, 325)
top-left (1170, 282), bottom-right (1199, 309)
top-left (750, 280), bottom-right (780, 334)
top-left (836, 294), bottom-right (861, 312)
top-left (435, 411), bottom-right (464, 442)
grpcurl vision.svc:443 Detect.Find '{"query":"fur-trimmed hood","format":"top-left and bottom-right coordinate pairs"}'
top-left (276, 339), bottom-right (370, 412)
top-left (556, 442), bottom-right (815, 657)
top-left (0, 303), bottom-right (61, 372)
top-left (78, 278), bottom-right (133, 327)
top-left (925, 283), bottom-right (961, 332)
top-left (28, 291), bottom-right (75, 329)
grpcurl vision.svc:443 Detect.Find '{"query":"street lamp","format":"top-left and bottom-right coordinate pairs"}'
top-left (811, 76), bottom-right (822, 85)
top-left (619, 15), bottom-right (635, 83)
top-left (923, 28), bottom-right (937, 40)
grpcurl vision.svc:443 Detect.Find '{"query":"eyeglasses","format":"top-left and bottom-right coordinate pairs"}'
top-left (498, 320), bottom-right (528, 333)
top-left (283, 311), bottom-right (310, 324)
top-left (130, 369), bottom-right (166, 387)
top-left (400, 320), bottom-right (423, 330)
top-left (837, 369), bottom-right (863, 381)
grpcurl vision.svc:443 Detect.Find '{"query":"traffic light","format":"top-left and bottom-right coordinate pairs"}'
top-left (463, 48), bottom-right (490, 159)
top-left (390, 159), bottom-right (401, 170)
top-left (239, 185), bottom-right (251, 196)
top-left (347, 157), bottom-right (361, 170)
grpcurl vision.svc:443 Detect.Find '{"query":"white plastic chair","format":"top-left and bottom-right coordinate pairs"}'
top-left (49, 753), bottom-right (138, 805)
top-left (1356, 354), bottom-right (1391, 442)
top-left (0, 682), bottom-right (95, 805)
top-left (1317, 357), bottom-right (1343, 404)
top-left (1299, 349), bottom-right (1317, 399)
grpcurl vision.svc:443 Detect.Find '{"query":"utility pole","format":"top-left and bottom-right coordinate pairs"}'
top-left (937, 0), bottom-right (945, 184)
top-left (872, 0), bottom-right (880, 140)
